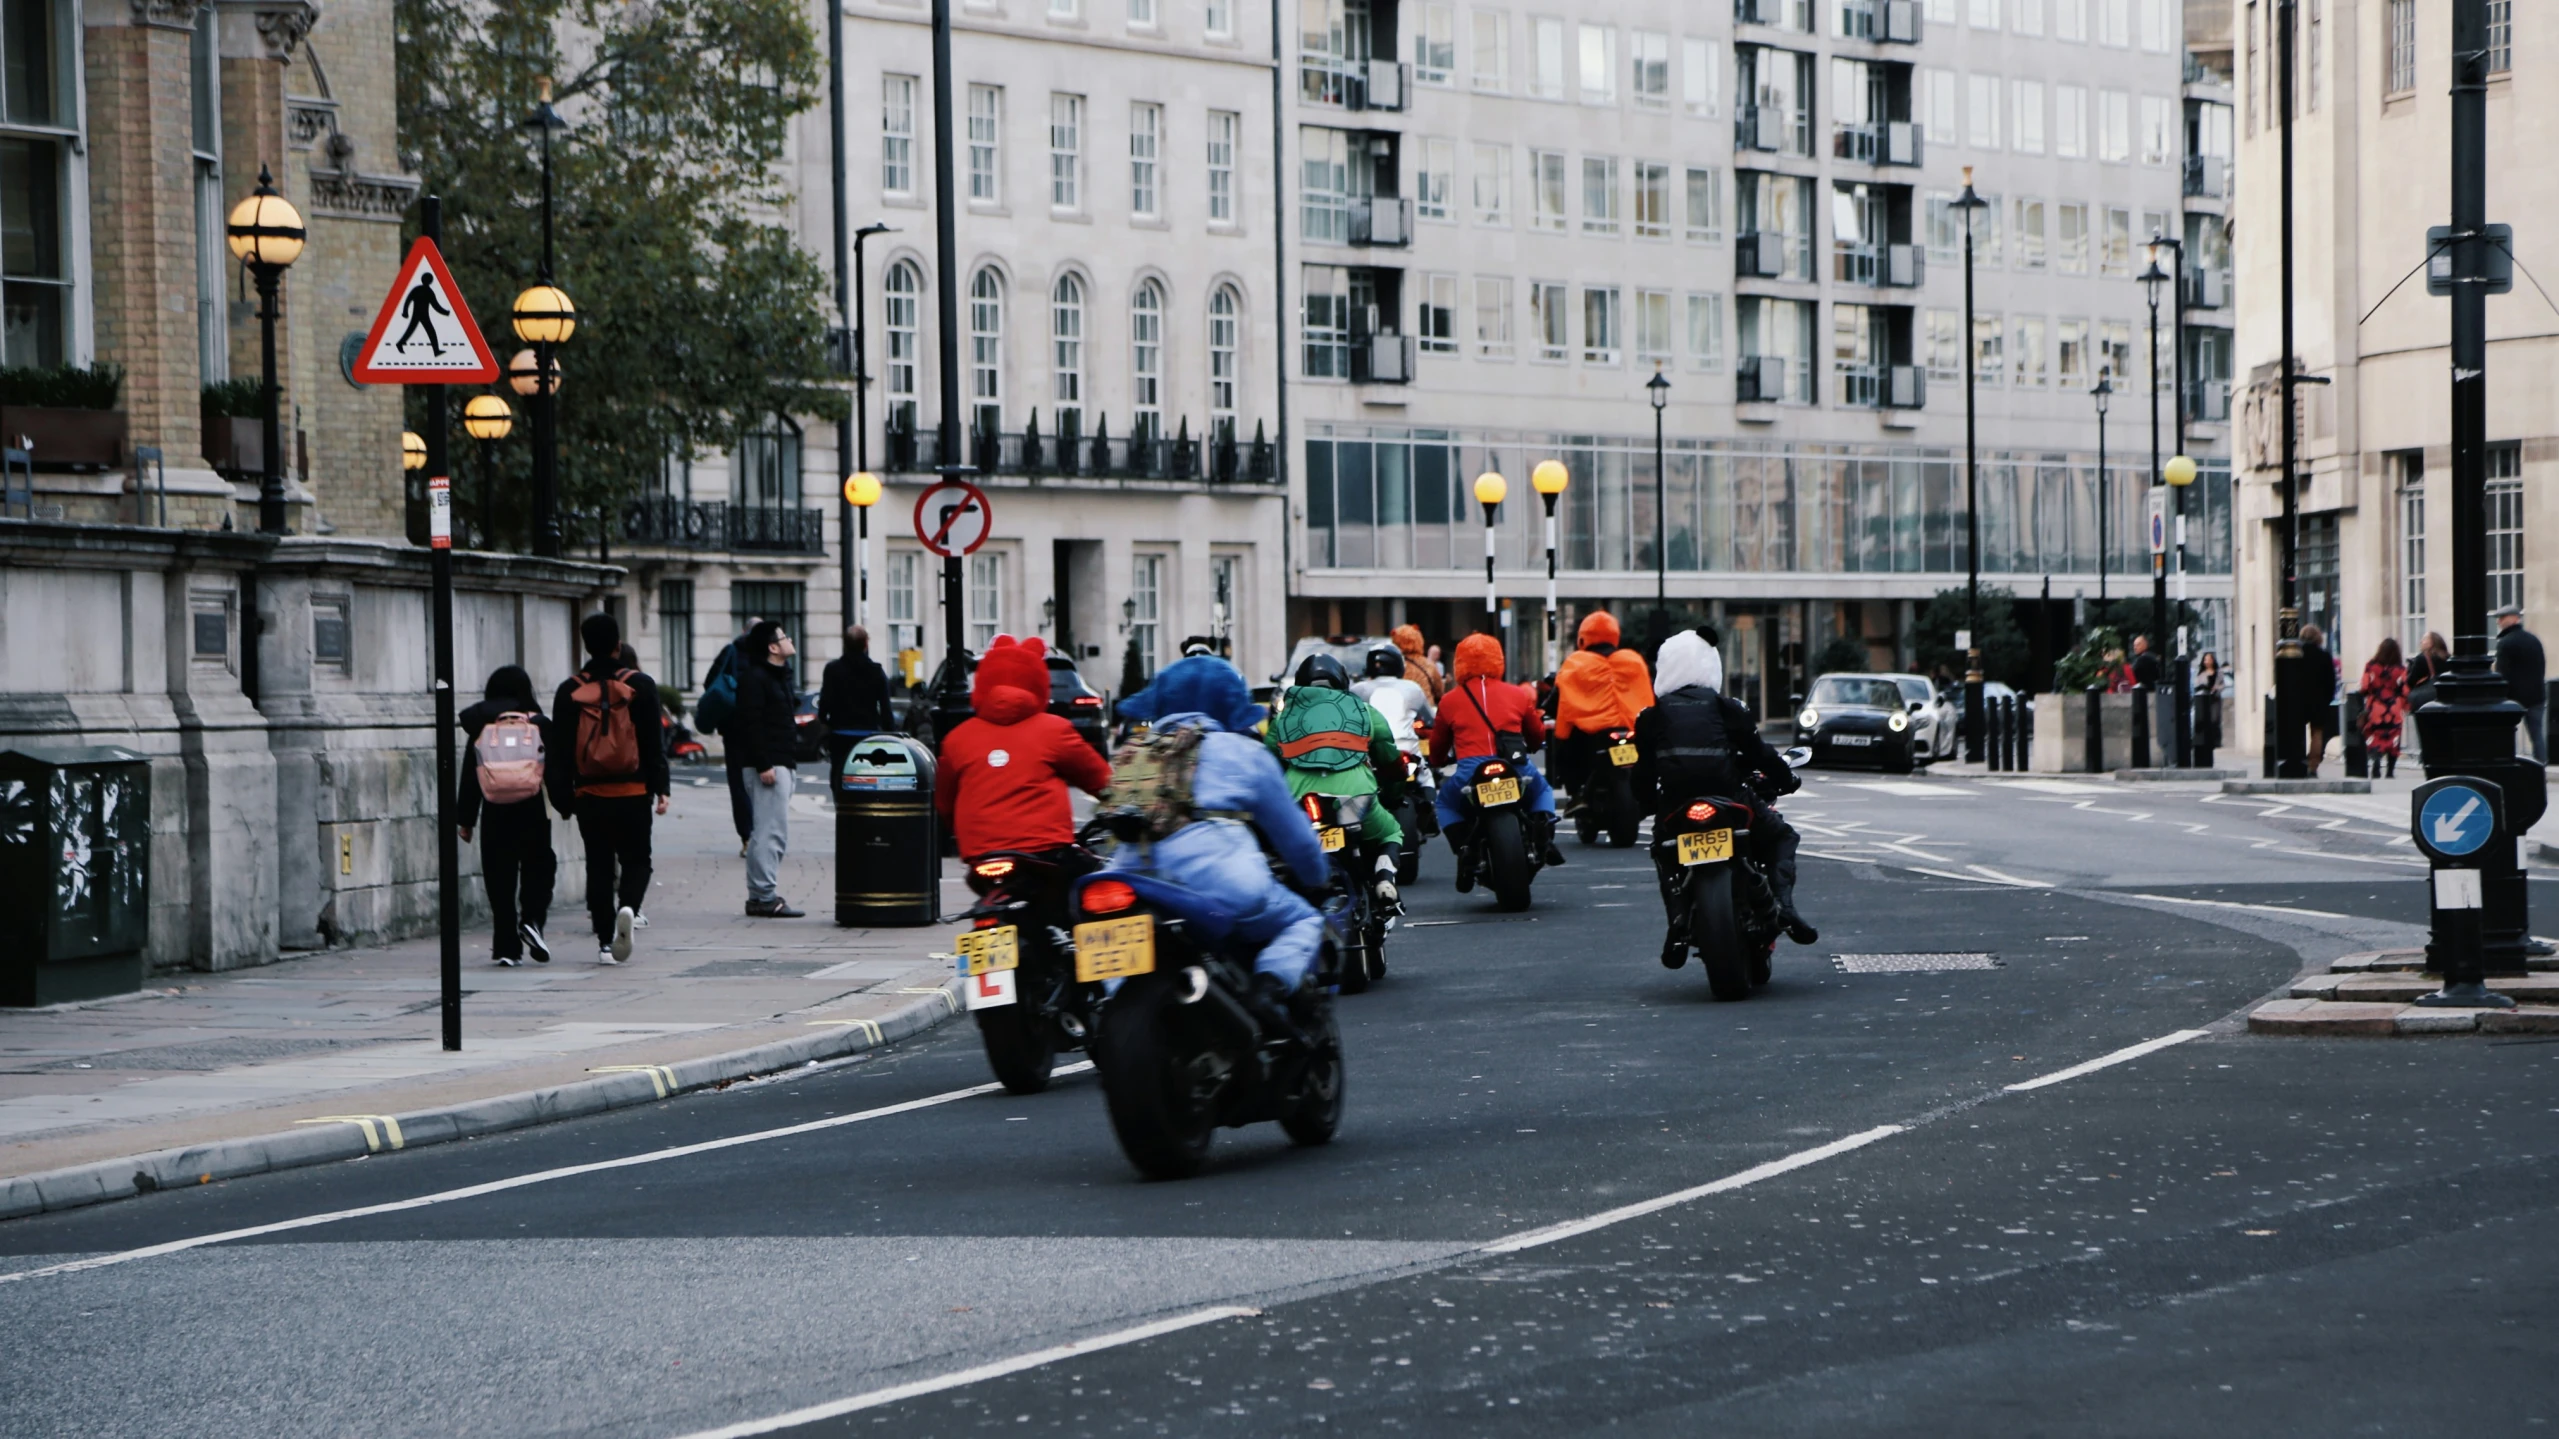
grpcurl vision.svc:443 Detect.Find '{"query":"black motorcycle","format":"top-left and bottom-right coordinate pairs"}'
top-left (1654, 780), bottom-right (1786, 1002)
top-left (1388, 749), bottom-right (1437, 885)
top-left (1075, 868), bottom-right (1346, 1180)
top-left (1572, 727), bottom-right (1644, 848)
top-left (955, 845), bottom-right (1104, 1093)
top-left (1301, 792), bottom-right (1387, 993)
top-left (1453, 757), bottom-right (1543, 911)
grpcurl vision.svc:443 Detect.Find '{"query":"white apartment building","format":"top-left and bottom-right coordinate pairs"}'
top-left (607, 0), bottom-right (1289, 702)
top-left (1282, 0), bottom-right (2230, 712)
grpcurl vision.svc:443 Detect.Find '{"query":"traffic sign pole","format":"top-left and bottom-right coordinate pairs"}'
top-left (422, 197), bottom-right (463, 1050)
top-left (913, 478), bottom-right (992, 747)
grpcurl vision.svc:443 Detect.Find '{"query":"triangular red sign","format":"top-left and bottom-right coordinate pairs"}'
top-left (350, 237), bottom-right (501, 384)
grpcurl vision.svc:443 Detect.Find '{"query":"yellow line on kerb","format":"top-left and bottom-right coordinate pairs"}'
top-left (807, 1018), bottom-right (886, 1044)
top-left (587, 1064), bottom-right (678, 1098)
top-left (294, 1115), bottom-right (406, 1152)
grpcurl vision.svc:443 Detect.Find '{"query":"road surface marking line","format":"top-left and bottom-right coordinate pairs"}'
top-left (2124, 893), bottom-right (2358, 921)
top-left (2004, 1029), bottom-right (2208, 1092)
top-left (662, 1306), bottom-right (1263, 1437)
top-left (1966, 865), bottom-right (2052, 888)
top-left (1478, 1126), bottom-right (1907, 1255)
top-left (0, 1063), bottom-right (1099, 1287)
top-left (1904, 865), bottom-right (2022, 886)
top-left (292, 1116), bottom-right (403, 1152)
top-left (587, 1065), bottom-right (677, 1098)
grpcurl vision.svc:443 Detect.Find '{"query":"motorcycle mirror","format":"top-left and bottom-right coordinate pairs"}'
top-left (1781, 745), bottom-right (1812, 769)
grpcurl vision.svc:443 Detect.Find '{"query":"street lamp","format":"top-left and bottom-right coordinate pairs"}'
top-left (2139, 243), bottom-right (2174, 766)
top-left (1475, 470), bottom-right (1507, 672)
top-left (843, 223), bottom-right (896, 633)
top-left (1953, 167), bottom-right (1990, 762)
top-left (1532, 459), bottom-right (1568, 674)
top-left (463, 395), bottom-right (513, 550)
top-left (2091, 369), bottom-right (2113, 608)
top-left (2165, 450), bottom-right (2199, 764)
top-left (842, 470), bottom-right (881, 630)
top-left (225, 164), bottom-right (304, 535)
top-left (1647, 366), bottom-right (1672, 651)
top-left (517, 78), bottom-right (572, 559)
top-left (401, 430), bottom-right (427, 475)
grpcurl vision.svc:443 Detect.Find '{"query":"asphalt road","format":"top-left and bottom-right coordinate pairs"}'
top-left (3, 774), bottom-right (2555, 1437)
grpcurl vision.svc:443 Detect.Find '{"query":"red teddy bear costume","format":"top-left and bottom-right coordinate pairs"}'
top-left (933, 636), bottom-right (1112, 857)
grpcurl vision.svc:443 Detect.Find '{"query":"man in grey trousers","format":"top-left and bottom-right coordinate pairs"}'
top-left (729, 619), bottom-right (806, 917)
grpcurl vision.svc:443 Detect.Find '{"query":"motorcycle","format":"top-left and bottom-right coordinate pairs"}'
top-left (1074, 864), bottom-right (1346, 1180)
top-left (1454, 757), bottom-right (1543, 912)
top-left (1655, 778), bottom-right (1787, 1002)
top-left (1388, 750), bottom-right (1437, 885)
top-left (954, 845), bottom-right (1105, 1093)
top-left (1300, 792), bottom-right (1387, 994)
top-left (1572, 728), bottom-right (1644, 849)
top-left (661, 711), bottom-right (707, 765)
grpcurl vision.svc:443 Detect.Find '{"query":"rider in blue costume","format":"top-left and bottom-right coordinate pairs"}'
top-left (1107, 655), bottom-right (1332, 992)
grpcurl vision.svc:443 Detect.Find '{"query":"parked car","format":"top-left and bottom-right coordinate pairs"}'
top-left (793, 689), bottom-right (826, 765)
top-left (1795, 673), bottom-right (1922, 773)
top-left (1049, 654), bottom-right (1109, 754)
top-left (1869, 672), bottom-right (1957, 762)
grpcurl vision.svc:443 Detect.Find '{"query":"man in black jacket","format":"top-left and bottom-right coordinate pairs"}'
top-left (730, 619), bottom-right (805, 917)
top-left (2497, 604), bottom-right (2547, 763)
top-left (550, 613), bottom-right (671, 964)
top-left (817, 624), bottom-right (895, 773)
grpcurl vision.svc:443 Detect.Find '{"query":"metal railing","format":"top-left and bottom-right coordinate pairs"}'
top-left (878, 422), bottom-right (1277, 482)
top-left (1737, 354), bottom-right (1788, 404)
top-left (2185, 379), bottom-right (2231, 423)
top-left (2182, 266), bottom-right (2228, 310)
top-left (1735, 102), bottom-right (1783, 153)
top-left (1834, 241), bottom-right (1923, 287)
top-left (2183, 154), bottom-right (2228, 199)
top-left (1832, 120), bottom-right (1921, 166)
top-left (1737, 231), bottom-right (1790, 279)
top-left (619, 498), bottom-right (828, 554)
top-left (1350, 195), bottom-right (1412, 247)
top-left (1350, 333), bottom-right (1416, 385)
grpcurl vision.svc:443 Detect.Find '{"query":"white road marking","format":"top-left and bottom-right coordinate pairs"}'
top-left (1966, 865), bottom-right (2053, 888)
top-left (2124, 893), bottom-right (2359, 920)
top-left (1480, 1127), bottom-right (1907, 1254)
top-left (662, 1306), bottom-right (1263, 1438)
top-left (2004, 1029), bottom-right (2209, 1092)
top-left (0, 1063), bottom-right (1098, 1286)
top-left (1904, 865), bottom-right (2038, 887)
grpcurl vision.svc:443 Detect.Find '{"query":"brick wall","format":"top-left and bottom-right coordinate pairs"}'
top-left (81, 20), bottom-right (204, 467)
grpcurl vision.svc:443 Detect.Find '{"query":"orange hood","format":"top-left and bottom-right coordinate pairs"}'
top-left (1576, 611), bottom-right (1621, 648)
top-left (1392, 624), bottom-right (1427, 658)
top-left (1451, 632), bottom-right (1507, 683)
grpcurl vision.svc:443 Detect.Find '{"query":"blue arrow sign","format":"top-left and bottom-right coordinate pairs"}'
top-left (2419, 783), bottom-right (2494, 858)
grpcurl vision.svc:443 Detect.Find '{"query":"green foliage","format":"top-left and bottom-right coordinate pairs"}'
top-left (396, 0), bottom-right (846, 531)
top-left (1813, 636), bottom-right (1869, 677)
top-left (202, 378), bottom-right (265, 418)
top-left (1119, 636), bottom-right (1148, 698)
top-left (1913, 586), bottom-right (2031, 690)
top-left (2052, 625), bottom-right (2127, 692)
top-left (0, 363), bottom-right (123, 410)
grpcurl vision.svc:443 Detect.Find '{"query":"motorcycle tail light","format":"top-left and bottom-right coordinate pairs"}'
top-left (1685, 801), bottom-right (1717, 822)
top-left (1082, 879), bottom-right (1138, 915)
top-left (1481, 762), bottom-right (1509, 777)
top-left (972, 859), bottom-right (1016, 879)
top-left (972, 916), bottom-right (1000, 930)
top-left (1302, 795), bottom-right (1324, 821)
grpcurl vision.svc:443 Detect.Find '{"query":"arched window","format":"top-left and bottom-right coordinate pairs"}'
top-left (1208, 285), bottom-right (1240, 428)
top-left (969, 267), bottom-right (1004, 434)
top-left (1050, 273), bottom-right (1084, 428)
top-left (883, 261), bottom-right (921, 431)
top-left (1130, 279), bottom-right (1163, 435)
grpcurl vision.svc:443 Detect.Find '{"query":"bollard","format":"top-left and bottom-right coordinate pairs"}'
top-left (2129, 683), bottom-right (2152, 770)
top-left (2019, 695), bottom-right (2034, 770)
top-left (2262, 692), bottom-right (2277, 778)
top-left (2343, 688), bottom-right (2368, 779)
top-left (2084, 686), bottom-right (2103, 775)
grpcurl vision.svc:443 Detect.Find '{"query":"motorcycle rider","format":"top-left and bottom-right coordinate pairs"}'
top-left (1634, 629), bottom-right (1819, 968)
top-left (1267, 653), bottom-right (1406, 911)
top-left (1103, 654), bottom-right (1333, 1018)
top-left (1551, 610), bottom-right (1657, 802)
top-left (1427, 632), bottom-right (1567, 881)
top-left (936, 635), bottom-right (1113, 868)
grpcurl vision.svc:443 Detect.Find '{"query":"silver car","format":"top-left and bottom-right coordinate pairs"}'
top-left (1871, 672), bottom-right (1955, 762)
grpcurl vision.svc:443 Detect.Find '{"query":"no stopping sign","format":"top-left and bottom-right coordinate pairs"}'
top-left (913, 479), bottom-right (994, 557)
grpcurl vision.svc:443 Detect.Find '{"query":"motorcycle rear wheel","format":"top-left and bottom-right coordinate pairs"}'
top-left (975, 1005), bottom-right (1057, 1095)
top-left (1605, 773), bottom-right (1642, 848)
top-left (1097, 978), bottom-right (1217, 1180)
top-left (1690, 866), bottom-right (1753, 1002)
top-left (1279, 997), bottom-right (1344, 1147)
top-left (1485, 811), bottom-right (1534, 912)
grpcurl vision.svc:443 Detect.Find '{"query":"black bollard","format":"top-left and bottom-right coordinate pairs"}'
top-left (2128, 682), bottom-right (2151, 770)
top-left (2085, 686), bottom-right (2104, 775)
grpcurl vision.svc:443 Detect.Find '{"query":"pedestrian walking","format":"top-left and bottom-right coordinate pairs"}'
top-left (2496, 605), bottom-right (2546, 764)
top-left (2128, 634), bottom-right (2160, 688)
top-left (2360, 637), bottom-right (2411, 779)
top-left (2408, 631), bottom-right (2448, 704)
top-left (818, 624), bottom-right (895, 774)
top-left (456, 665), bottom-right (557, 966)
top-left (550, 613), bottom-right (671, 964)
top-left (695, 620), bottom-right (761, 857)
top-left (2298, 624), bottom-right (2338, 775)
top-left (2193, 651), bottom-right (2224, 768)
top-left (729, 618), bottom-right (806, 917)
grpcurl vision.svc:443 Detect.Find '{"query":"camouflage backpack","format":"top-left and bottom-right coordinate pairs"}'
top-left (1098, 724), bottom-right (1209, 841)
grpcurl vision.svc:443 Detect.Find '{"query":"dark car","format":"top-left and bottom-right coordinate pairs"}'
top-left (793, 689), bottom-right (826, 765)
top-left (1795, 673), bottom-right (1920, 773)
top-left (1049, 655), bottom-right (1109, 754)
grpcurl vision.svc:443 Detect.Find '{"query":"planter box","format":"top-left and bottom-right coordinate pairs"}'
top-left (2031, 691), bottom-right (2136, 773)
top-left (0, 406), bottom-right (126, 472)
top-left (202, 413), bottom-right (263, 475)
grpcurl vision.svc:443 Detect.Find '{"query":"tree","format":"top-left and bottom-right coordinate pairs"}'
top-left (1913, 586), bottom-right (2031, 690)
top-left (1812, 636), bottom-right (1869, 677)
top-left (396, 0), bottom-right (846, 542)
top-left (1119, 635), bottom-right (1149, 699)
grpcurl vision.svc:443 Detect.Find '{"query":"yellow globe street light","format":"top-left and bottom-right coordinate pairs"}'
top-left (1531, 459), bottom-right (1569, 496)
top-left (462, 395), bottom-right (514, 441)
top-left (843, 472), bottom-right (883, 630)
top-left (2164, 453), bottom-right (2198, 487)
top-left (1474, 470), bottom-right (1507, 621)
top-left (225, 167), bottom-right (305, 269)
top-left (509, 284), bottom-right (577, 345)
top-left (227, 164), bottom-right (304, 534)
top-left (506, 348), bottom-right (561, 398)
top-left (843, 471), bottom-right (882, 507)
top-left (401, 431), bottom-right (427, 471)
top-left (1531, 461), bottom-right (1570, 671)
top-left (511, 284), bottom-right (574, 558)
top-left (1473, 470), bottom-right (1508, 509)
top-left (461, 396), bottom-right (513, 551)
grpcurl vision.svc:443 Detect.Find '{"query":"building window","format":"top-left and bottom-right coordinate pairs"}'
top-left (1472, 141), bottom-right (1510, 225)
top-left (2013, 79), bottom-right (2045, 153)
top-left (2487, 0), bottom-right (2512, 74)
top-left (886, 550), bottom-right (921, 654)
top-left (2141, 0), bottom-right (2173, 51)
top-left (732, 582), bottom-right (807, 685)
top-left (1475, 275), bottom-right (1514, 358)
top-left (884, 260), bottom-right (921, 430)
top-left (1130, 553), bottom-right (1164, 675)
top-left (1415, 2), bottom-right (1455, 83)
top-left (1580, 155), bottom-right (1620, 235)
top-left (1417, 137), bottom-right (1454, 221)
top-left (881, 75), bottom-right (917, 195)
top-left (2012, 315), bottom-right (2047, 387)
top-left (0, 0), bottom-right (69, 370)
top-left (1968, 0), bottom-right (2000, 26)
top-left (1738, 296), bottom-right (1816, 404)
top-left (1924, 68), bottom-right (1956, 145)
top-left (1966, 72), bottom-right (2001, 148)
top-left (1471, 10), bottom-right (1510, 91)
top-left (1128, 101), bottom-right (1161, 217)
top-left (1419, 273), bottom-right (1459, 354)
top-left (1633, 289), bottom-right (1673, 366)
top-left (1206, 0), bottom-right (1232, 39)
top-left (2386, 0), bottom-right (2416, 94)
top-left (2055, 83), bottom-right (2087, 157)
top-left (1833, 302), bottom-right (1878, 406)
top-left (1631, 30), bottom-right (1669, 109)
top-left (2014, 197), bottom-right (2046, 269)
top-left (2056, 202), bottom-right (2089, 273)
top-left (1301, 0), bottom-right (1372, 107)
top-left (734, 413), bottom-right (803, 513)
top-left (1531, 16), bottom-right (1566, 99)
top-left (1207, 110), bottom-right (1238, 223)
top-left (1633, 161), bottom-right (1671, 240)
top-left (967, 85), bottom-right (1001, 202)
top-left (1972, 311), bottom-right (2004, 386)
top-left (2139, 95), bottom-right (2172, 165)
top-left (1684, 167), bottom-right (1723, 244)
top-left (1129, 280), bottom-right (1164, 430)
top-left (2056, 318), bottom-right (2089, 388)
top-left (2488, 444), bottom-right (2524, 615)
top-left (1128, 0), bottom-right (1156, 28)
top-left (1050, 272), bottom-right (1084, 426)
top-left (1303, 264), bottom-right (1350, 377)
top-left (1211, 554), bottom-right (1242, 653)
top-left (969, 267), bottom-right (1004, 432)
top-left (659, 580), bottom-right (695, 687)
top-left (1926, 308), bottom-right (1962, 384)
top-left (1579, 285), bottom-right (1621, 365)
top-left (1208, 285), bottom-right (1240, 421)
top-left (2099, 0), bottom-right (2130, 46)
top-left (2396, 453), bottom-right (2426, 647)
top-left (1683, 37), bottom-right (1720, 117)
top-left (1050, 0), bottom-right (1079, 15)
top-left (191, 8), bottom-right (224, 385)
top-left (1686, 293), bottom-right (1724, 373)
top-left (2015, 0), bottom-right (2044, 35)
top-left (1926, 190), bottom-right (1959, 264)
top-left (1530, 149), bottom-right (1568, 232)
top-left (2098, 89), bottom-right (2130, 161)
top-left (1579, 24), bottom-right (1617, 105)
top-left (968, 551), bottom-right (1006, 651)
top-left (1739, 170), bottom-right (1815, 280)
top-left (1049, 93), bottom-right (1083, 210)
top-left (1301, 126), bottom-right (1352, 242)
top-left (2100, 205), bottom-right (2133, 275)
top-left (2099, 319), bottom-right (2133, 384)
top-left (1531, 281), bottom-right (1568, 361)
top-left (2057, 0), bottom-right (2084, 40)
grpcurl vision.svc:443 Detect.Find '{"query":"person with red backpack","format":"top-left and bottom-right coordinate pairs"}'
top-left (549, 613), bottom-right (671, 964)
top-left (456, 664), bottom-right (556, 967)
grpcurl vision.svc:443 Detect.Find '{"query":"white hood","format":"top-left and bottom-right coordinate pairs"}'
top-left (1655, 630), bottom-right (1724, 695)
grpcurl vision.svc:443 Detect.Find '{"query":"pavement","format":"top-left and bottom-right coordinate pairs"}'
top-left (0, 762), bottom-right (967, 1207)
top-left (4, 765), bottom-right (2559, 1435)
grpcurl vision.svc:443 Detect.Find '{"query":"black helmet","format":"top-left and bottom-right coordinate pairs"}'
top-left (1294, 653), bottom-right (1351, 690)
top-left (1364, 646), bottom-right (1403, 679)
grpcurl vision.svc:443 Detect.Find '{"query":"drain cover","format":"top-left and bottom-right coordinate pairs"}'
top-left (1831, 952), bottom-right (2001, 973)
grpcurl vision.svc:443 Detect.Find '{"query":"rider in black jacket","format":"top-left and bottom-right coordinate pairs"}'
top-left (1632, 630), bottom-right (1818, 968)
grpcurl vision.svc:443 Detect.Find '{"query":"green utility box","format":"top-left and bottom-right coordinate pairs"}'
top-left (0, 744), bottom-right (152, 1005)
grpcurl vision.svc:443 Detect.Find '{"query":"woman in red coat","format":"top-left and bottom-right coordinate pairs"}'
top-left (2360, 636), bottom-right (2411, 778)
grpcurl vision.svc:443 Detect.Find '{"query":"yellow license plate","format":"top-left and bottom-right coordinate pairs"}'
top-left (1476, 776), bottom-right (1522, 807)
top-left (954, 925), bottom-right (1019, 977)
top-left (1073, 916), bottom-right (1157, 982)
top-left (1609, 743), bottom-right (1639, 767)
top-left (1677, 828), bottom-right (1735, 866)
top-left (1320, 826), bottom-right (1347, 852)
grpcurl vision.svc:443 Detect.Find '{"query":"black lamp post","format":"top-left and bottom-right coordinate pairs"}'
top-left (2092, 368), bottom-right (2113, 609)
top-left (928, 0), bottom-right (975, 745)
top-left (2140, 244), bottom-right (2172, 764)
top-left (843, 221), bottom-right (895, 634)
top-left (516, 80), bottom-right (573, 560)
top-left (1475, 469), bottom-right (1507, 670)
top-left (225, 165), bottom-right (304, 536)
top-left (1647, 365), bottom-right (1671, 650)
top-left (1953, 168), bottom-right (1990, 762)
top-left (462, 394), bottom-right (513, 549)
top-left (1532, 459), bottom-right (1568, 674)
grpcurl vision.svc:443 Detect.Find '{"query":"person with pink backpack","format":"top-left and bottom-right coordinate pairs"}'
top-left (456, 664), bottom-right (558, 967)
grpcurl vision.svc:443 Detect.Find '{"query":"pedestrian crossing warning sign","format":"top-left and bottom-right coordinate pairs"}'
top-left (350, 237), bottom-right (500, 384)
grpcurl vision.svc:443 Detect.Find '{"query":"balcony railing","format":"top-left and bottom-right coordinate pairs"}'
top-left (2185, 379), bottom-right (2231, 423)
top-left (1737, 355), bottom-right (1788, 405)
top-left (619, 498), bottom-right (828, 554)
top-left (1736, 0), bottom-right (1783, 24)
top-left (1350, 195), bottom-right (1412, 246)
top-left (1350, 333), bottom-right (1416, 385)
top-left (879, 420), bottom-right (1277, 483)
top-left (1833, 120), bottom-right (1921, 166)
top-left (1737, 231), bottom-right (1791, 280)
top-left (1735, 102), bottom-right (1783, 153)
top-left (1301, 55), bottom-right (1410, 112)
top-left (1886, 363), bottom-right (1926, 409)
top-left (1359, 58), bottom-right (1409, 112)
top-left (2183, 154), bottom-right (2228, 199)
top-left (1836, 363), bottom-right (1923, 410)
top-left (1834, 241), bottom-right (1924, 288)
top-left (2183, 266), bottom-right (2228, 310)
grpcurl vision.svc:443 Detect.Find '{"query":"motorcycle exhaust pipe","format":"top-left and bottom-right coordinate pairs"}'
top-left (1176, 965), bottom-right (1263, 1048)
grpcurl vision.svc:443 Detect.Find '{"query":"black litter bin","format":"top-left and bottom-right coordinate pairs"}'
top-left (0, 744), bottom-right (151, 1005)
top-left (835, 733), bottom-right (940, 927)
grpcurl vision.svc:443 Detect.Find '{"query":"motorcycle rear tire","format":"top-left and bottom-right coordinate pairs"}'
top-left (1690, 866), bottom-right (1753, 1002)
top-left (975, 1005), bottom-right (1057, 1095)
top-left (1605, 773), bottom-right (1641, 848)
top-left (1486, 811), bottom-right (1534, 912)
top-left (1279, 997), bottom-right (1345, 1147)
top-left (1097, 978), bottom-right (1217, 1180)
